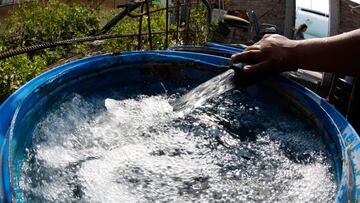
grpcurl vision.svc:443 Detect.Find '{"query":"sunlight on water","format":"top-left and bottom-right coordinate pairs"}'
top-left (19, 90), bottom-right (336, 202)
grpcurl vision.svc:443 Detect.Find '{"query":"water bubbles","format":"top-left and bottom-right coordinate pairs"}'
top-left (18, 90), bottom-right (336, 202)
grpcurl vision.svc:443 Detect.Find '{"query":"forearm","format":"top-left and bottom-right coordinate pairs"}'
top-left (293, 29), bottom-right (360, 75)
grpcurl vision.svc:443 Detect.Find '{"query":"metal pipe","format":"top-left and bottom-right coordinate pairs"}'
top-left (100, 1), bottom-right (143, 34)
top-left (175, 0), bottom-right (180, 43)
top-left (185, 0), bottom-right (191, 44)
top-left (137, 3), bottom-right (145, 50)
top-left (165, 0), bottom-right (169, 48)
top-left (144, 0), bottom-right (153, 50)
top-left (127, 6), bottom-right (177, 18)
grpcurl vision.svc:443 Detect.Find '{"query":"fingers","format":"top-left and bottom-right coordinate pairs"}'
top-left (245, 44), bottom-right (261, 51)
top-left (243, 61), bottom-right (270, 73)
top-left (231, 50), bottom-right (262, 64)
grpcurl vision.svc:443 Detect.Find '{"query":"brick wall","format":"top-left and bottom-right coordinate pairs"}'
top-left (214, 0), bottom-right (360, 43)
top-left (223, 0), bottom-right (286, 34)
top-left (339, 0), bottom-right (360, 33)
top-left (210, 0), bottom-right (286, 43)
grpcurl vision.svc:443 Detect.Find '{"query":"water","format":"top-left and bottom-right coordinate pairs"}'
top-left (172, 69), bottom-right (235, 114)
top-left (16, 80), bottom-right (336, 202)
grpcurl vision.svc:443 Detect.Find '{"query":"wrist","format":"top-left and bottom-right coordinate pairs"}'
top-left (287, 40), bottom-right (302, 70)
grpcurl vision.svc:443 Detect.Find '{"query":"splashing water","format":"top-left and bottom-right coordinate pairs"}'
top-left (17, 88), bottom-right (336, 202)
top-left (172, 69), bottom-right (235, 114)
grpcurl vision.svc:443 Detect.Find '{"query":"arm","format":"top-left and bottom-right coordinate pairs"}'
top-left (231, 29), bottom-right (360, 76)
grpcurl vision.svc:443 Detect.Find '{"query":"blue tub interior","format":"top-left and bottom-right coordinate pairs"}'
top-left (0, 51), bottom-right (359, 202)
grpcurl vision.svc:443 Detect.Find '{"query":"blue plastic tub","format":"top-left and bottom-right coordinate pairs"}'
top-left (0, 51), bottom-right (359, 202)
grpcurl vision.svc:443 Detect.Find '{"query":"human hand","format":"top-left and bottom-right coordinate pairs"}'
top-left (231, 34), bottom-right (299, 73)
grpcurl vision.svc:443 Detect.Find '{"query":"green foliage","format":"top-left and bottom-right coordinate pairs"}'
top-left (3, 0), bottom-right (100, 43)
top-left (101, 2), bottom-right (178, 53)
top-left (0, 0), bottom-right (100, 101)
top-left (1, 0), bottom-right (100, 63)
top-left (0, 51), bottom-right (46, 101)
top-left (100, 10), bottom-right (140, 53)
top-left (0, 0), bottom-right (210, 102)
top-left (185, 3), bottom-right (209, 45)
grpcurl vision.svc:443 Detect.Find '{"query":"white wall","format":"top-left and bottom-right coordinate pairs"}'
top-left (296, 0), bottom-right (329, 14)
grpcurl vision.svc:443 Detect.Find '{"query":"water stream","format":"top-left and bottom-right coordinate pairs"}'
top-left (172, 69), bottom-right (236, 114)
top-left (16, 72), bottom-right (336, 202)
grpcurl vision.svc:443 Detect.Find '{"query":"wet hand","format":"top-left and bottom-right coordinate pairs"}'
top-left (231, 34), bottom-right (299, 73)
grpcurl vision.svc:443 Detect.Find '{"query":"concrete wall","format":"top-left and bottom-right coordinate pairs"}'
top-left (339, 0), bottom-right (360, 33)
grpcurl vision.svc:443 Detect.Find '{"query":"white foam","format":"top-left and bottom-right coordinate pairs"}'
top-left (19, 93), bottom-right (336, 202)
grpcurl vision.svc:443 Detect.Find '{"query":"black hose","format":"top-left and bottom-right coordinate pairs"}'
top-left (0, 33), bottom-right (130, 60)
top-left (99, 1), bottom-right (143, 34)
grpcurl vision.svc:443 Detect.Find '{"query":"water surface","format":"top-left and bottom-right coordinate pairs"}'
top-left (17, 82), bottom-right (336, 202)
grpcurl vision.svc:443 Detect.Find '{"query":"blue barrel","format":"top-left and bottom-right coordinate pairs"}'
top-left (0, 51), bottom-right (359, 202)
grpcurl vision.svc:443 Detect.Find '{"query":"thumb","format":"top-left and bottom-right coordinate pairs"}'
top-left (243, 61), bottom-right (270, 73)
top-left (231, 50), bottom-right (262, 64)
